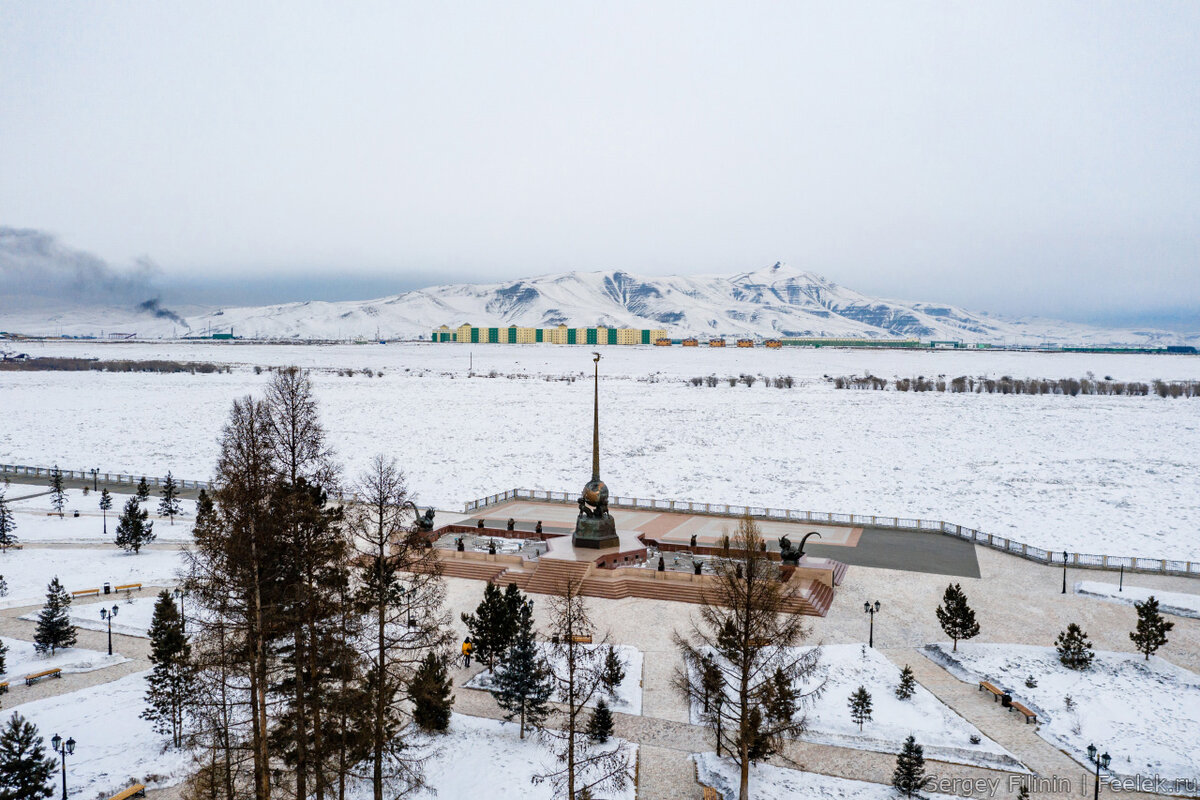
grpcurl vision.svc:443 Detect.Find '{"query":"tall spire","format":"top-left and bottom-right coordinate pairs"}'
top-left (591, 352), bottom-right (601, 481)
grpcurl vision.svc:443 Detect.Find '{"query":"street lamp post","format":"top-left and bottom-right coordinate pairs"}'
top-left (90, 468), bottom-right (98, 492)
top-left (1063, 551), bottom-right (1069, 594)
top-left (50, 733), bottom-right (76, 800)
top-left (99, 605), bottom-right (119, 656)
top-left (1087, 744), bottom-right (1112, 800)
top-left (864, 601), bottom-right (881, 648)
top-left (174, 587), bottom-right (187, 633)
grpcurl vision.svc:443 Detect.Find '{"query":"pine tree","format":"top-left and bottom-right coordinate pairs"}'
top-left (0, 575), bottom-right (7, 597)
top-left (136, 476), bottom-right (150, 503)
top-left (600, 645), bottom-right (626, 699)
top-left (493, 599), bottom-right (552, 739)
top-left (0, 638), bottom-right (6, 675)
top-left (193, 487), bottom-right (214, 531)
top-left (410, 652), bottom-right (454, 733)
top-left (760, 667), bottom-right (797, 725)
top-left (115, 496), bottom-right (156, 553)
top-left (1130, 595), bottom-right (1174, 660)
top-left (98, 488), bottom-right (113, 535)
top-left (936, 583), bottom-right (980, 651)
top-left (892, 735), bottom-right (926, 798)
top-left (142, 590), bottom-right (194, 748)
top-left (848, 685), bottom-right (873, 731)
top-left (158, 471), bottom-right (181, 525)
top-left (895, 665), bottom-right (917, 700)
top-left (0, 493), bottom-right (17, 553)
top-left (700, 653), bottom-right (723, 713)
top-left (1056, 623), bottom-right (1095, 670)
top-left (34, 577), bottom-right (76, 655)
top-left (461, 581), bottom-right (522, 670)
top-left (48, 466), bottom-right (66, 518)
top-left (1017, 784), bottom-right (1030, 800)
top-left (587, 699), bottom-right (615, 743)
top-left (0, 713), bottom-right (56, 800)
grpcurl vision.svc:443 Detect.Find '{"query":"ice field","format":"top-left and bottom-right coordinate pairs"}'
top-left (2, 341), bottom-right (1198, 560)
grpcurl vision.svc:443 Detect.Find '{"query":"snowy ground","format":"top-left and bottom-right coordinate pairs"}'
top-left (926, 642), bottom-right (1200, 788)
top-left (0, 670), bottom-right (193, 797)
top-left (686, 644), bottom-right (1019, 770)
top-left (19, 594), bottom-right (165, 638)
top-left (3, 343), bottom-right (1197, 561)
top-left (347, 712), bottom-right (637, 800)
top-left (1, 636), bottom-right (129, 680)
top-left (0, 481), bottom-right (195, 543)
top-left (693, 752), bottom-right (962, 800)
top-left (1075, 580), bottom-right (1200, 619)
top-left (0, 547), bottom-right (185, 608)
top-left (467, 642), bottom-right (644, 715)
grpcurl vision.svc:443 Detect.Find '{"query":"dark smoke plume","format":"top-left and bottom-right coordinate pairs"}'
top-left (0, 226), bottom-right (188, 327)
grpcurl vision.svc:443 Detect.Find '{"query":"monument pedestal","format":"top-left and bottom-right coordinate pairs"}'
top-left (573, 513), bottom-right (619, 549)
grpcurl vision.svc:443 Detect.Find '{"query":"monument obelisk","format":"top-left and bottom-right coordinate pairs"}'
top-left (573, 352), bottom-right (619, 549)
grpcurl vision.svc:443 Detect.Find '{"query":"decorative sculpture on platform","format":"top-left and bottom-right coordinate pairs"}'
top-left (779, 531), bottom-right (822, 565)
top-left (573, 352), bottom-right (620, 549)
top-left (414, 508), bottom-right (436, 533)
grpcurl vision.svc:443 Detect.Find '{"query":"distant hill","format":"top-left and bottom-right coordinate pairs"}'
top-left (3, 262), bottom-right (1195, 346)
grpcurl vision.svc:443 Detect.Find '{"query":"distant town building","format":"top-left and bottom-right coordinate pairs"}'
top-left (432, 323), bottom-right (668, 345)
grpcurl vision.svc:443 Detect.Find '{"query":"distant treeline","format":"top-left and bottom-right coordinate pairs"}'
top-left (688, 374), bottom-right (796, 388)
top-left (831, 374), bottom-right (1198, 398)
top-left (0, 356), bottom-right (231, 374)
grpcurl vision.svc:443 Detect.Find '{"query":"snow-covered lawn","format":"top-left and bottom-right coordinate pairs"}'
top-left (2, 343), bottom-right (1199, 560)
top-left (926, 642), bottom-right (1200, 788)
top-left (0, 547), bottom-right (185, 608)
top-left (19, 594), bottom-right (165, 638)
top-left (1, 482), bottom-right (195, 543)
top-left (686, 644), bottom-right (1019, 770)
top-left (467, 643), bottom-right (644, 715)
top-left (693, 752), bottom-right (962, 800)
top-left (1, 636), bottom-right (129, 680)
top-left (1075, 580), bottom-right (1200, 619)
top-left (0, 671), bottom-right (192, 797)
top-left (409, 713), bottom-right (636, 800)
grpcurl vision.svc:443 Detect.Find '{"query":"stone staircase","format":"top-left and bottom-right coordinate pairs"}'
top-left (435, 559), bottom-right (511, 583)
top-left (506, 558), bottom-right (593, 596)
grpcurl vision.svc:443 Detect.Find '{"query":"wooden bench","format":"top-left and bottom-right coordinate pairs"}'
top-left (569, 634), bottom-right (593, 644)
top-left (702, 787), bottom-right (720, 800)
top-left (978, 680), bottom-right (1004, 701)
top-left (1009, 701), bottom-right (1037, 724)
top-left (748, 637), bottom-right (771, 648)
top-left (108, 785), bottom-right (147, 800)
top-left (24, 668), bottom-right (62, 686)
top-left (71, 588), bottom-right (100, 598)
top-left (0, 681), bottom-right (8, 695)
top-left (114, 582), bottom-right (142, 593)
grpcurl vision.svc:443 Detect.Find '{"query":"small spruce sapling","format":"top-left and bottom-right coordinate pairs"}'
top-left (1129, 596), bottom-right (1174, 660)
top-left (936, 583), bottom-right (981, 651)
top-left (587, 699), bottom-right (615, 743)
top-left (1056, 623), bottom-right (1095, 670)
top-left (895, 665), bottom-right (916, 700)
top-left (848, 685), bottom-right (873, 731)
top-left (136, 476), bottom-right (150, 503)
top-left (0, 493), bottom-right (17, 553)
top-left (98, 488), bottom-right (113, 535)
top-left (48, 467), bottom-right (66, 518)
top-left (158, 471), bottom-right (181, 525)
top-left (892, 734), bottom-right (926, 798)
top-left (115, 496), bottom-right (156, 554)
top-left (600, 645), bottom-right (626, 700)
top-left (0, 713), bottom-right (57, 800)
top-left (410, 652), bottom-right (455, 733)
top-left (34, 577), bottom-right (76, 655)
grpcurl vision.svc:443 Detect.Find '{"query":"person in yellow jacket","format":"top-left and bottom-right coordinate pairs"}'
top-left (461, 636), bottom-right (473, 668)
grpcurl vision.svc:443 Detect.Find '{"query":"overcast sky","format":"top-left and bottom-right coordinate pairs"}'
top-left (1, 2), bottom-right (1197, 325)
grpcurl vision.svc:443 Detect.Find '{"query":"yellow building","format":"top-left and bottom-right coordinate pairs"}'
top-left (433, 324), bottom-right (669, 346)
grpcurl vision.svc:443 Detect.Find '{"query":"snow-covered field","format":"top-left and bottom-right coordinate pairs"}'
top-left (687, 644), bottom-right (1019, 769)
top-left (1075, 580), bottom-right (1200, 619)
top-left (0, 547), bottom-right (185, 608)
top-left (19, 594), bottom-right (164, 638)
top-left (467, 643), bottom-right (644, 715)
top-left (402, 713), bottom-right (636, 800)
top-left (693, 752), bottom-right (962, 800)
top-left (926, 642), bottom-right (1200, 788)
top-left (2, 342), bottom-right (1198, 559)
top-left (0, 482), bottom-right (195, 543)
top-left (1, 635), bottom-right (129, 680)
top-left (0, 670), bottom-right (193, 797)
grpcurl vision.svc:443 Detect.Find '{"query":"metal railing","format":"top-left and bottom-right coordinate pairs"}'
top-left (1, 463), bottom-right (212, 492)
top-left (464, 487), bottom-right (1200, 578)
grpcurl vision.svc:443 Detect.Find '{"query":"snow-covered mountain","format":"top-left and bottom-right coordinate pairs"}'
top-left (4, 263), bottom-right (1195, 346)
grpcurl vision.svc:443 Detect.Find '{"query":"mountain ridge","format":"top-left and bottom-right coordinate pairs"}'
top-left (3, 263), bottom-right (1195, 346)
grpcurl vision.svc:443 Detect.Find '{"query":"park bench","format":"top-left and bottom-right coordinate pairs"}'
top-left (114, 582), bottom-right (142, 593)
top-left (702, 786), bottom-right (720, 800)
top-left (569, 634), bottom-right (593, 644)
top-left (71, 587), bottom-right (100, 598)
top-left (107, 785), bottom-right (147, 800)
top-left (24, 668), bottom-right (62, 686)
top-left (978, 680), bottom-right (1004, 701)
top-left (0, 681), bottom-right (8, 695)
top-left (1009, 701), bottom-right (1037, 724)
top-left (748, 637), bottom-right (771, 648)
